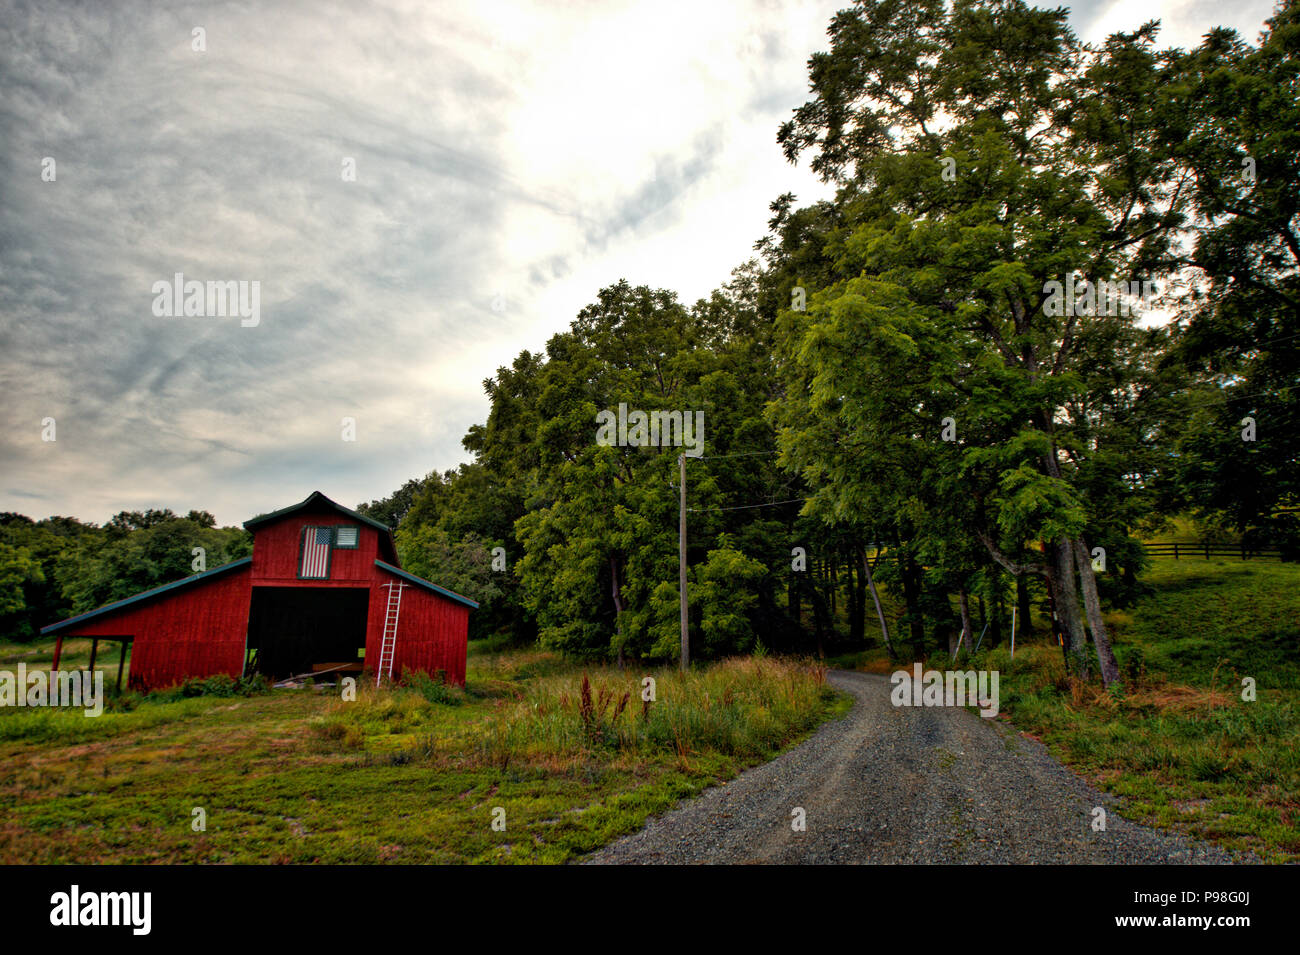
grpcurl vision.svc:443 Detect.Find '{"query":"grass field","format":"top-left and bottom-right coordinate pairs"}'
top-left (0, 645), bottom-right (845, 863)
top-left (992, 559), bottom-right (1300, 862)
top-left (3, 557), bottom-right (1293, 863)
top-left (840, 558), bottom-right (1300, 862)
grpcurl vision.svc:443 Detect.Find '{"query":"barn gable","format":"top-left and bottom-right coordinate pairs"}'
top-left (245, 491), bottom-right (400, 580)
top-left (373, 560), bottom-right (478, 610)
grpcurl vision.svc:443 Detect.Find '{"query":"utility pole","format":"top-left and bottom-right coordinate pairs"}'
top-left (679, 452), bottom-right (689, 671)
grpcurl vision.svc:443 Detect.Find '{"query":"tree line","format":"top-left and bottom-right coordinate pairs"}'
top-left (0, 509), bottom-right (250, 641)
top-left (359, 0), bottom-right (1296, 686)
top-left (4, 2), bottom-right (1295, 690)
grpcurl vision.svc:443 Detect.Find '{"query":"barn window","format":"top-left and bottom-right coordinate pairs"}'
top-left (333, 525), bottom-right (359, 549)
top-left (298, 526), bottom-right (334, 579)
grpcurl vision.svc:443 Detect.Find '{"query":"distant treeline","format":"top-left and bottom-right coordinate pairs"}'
top-left (356, 1), bottom-right (1299, 688)
top-left (0, 509), bottom-right (250, 642)
top-left (7, 2), bottom-right (1296, 687)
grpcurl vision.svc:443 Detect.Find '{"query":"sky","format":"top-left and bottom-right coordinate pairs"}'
top-left (0, 0), bottom-right (1284, 527)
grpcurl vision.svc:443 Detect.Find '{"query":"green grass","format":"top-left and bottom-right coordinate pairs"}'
top-left (982, 558), bottom-right (1300, 862)
top-left (0, 645), bottom-right (845, 863)
top-left (1108, 560), bottom-right (1300, 687)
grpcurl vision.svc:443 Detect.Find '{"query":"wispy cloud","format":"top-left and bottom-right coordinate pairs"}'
top-left (0, 0), bottom-right (1280, 524)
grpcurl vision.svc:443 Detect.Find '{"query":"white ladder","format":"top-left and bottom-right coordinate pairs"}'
top-left (376, 582), bottom-right (406, 686)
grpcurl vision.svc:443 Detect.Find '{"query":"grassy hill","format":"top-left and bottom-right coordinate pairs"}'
top-left (972, 558), bottom-right (1298, 861)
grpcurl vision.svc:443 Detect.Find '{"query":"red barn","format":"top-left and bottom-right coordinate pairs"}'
top-left (41, 491), bottom-right (477, 691)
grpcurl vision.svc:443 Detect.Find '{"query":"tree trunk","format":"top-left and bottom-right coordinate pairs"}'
top-left (1016, 574), bottom-right (1032, 637)
top-left (808, 580), bottom-right (828, 659)
top-left (828, 554), bottom-right (837, 617)
top-left (901, 554), bottom-right (925, 656)
top-left (848, 546), bottom-right (865, 645)
top-left (1072, 538), bottom-right (1121, 687)
top-left (1045, 576), bottom-right (1064, 654)
top-left (856, 545), bottom-right (868, 643)
top-left (860, 548), bottom-right (895, 657)
top-left (1047, 538), bottom-right (1091, 678)
top-left (611, 555), bottom-right (625, 668)
top-left (990, 585), bottom-right (1004, 648)
top-left (956, 589), bottom-right (974, 659)
top-left (1038, 447), bottom-right (1094, 677)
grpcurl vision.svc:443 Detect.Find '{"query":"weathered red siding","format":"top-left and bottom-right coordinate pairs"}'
top-left (44, 493), bottom-right (472, 691)
top-left (61, 565), bottom-right (252, 690)
top-left (365, 570), bottom-right (470, 686)
top-left (252, 510), bottom-right (380, 585)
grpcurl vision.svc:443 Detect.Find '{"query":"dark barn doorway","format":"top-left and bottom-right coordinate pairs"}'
top-left (246, 587), bottom-right (369, 680)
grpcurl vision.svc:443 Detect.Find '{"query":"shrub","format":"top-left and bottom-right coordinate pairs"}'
top-left (146, 672), bottom-right (270, 702)
top-left (403, 668), bottom-right (464, 706)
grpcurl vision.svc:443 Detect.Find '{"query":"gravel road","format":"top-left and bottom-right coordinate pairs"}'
top-left (585, 670), bottom-right (1245, 864)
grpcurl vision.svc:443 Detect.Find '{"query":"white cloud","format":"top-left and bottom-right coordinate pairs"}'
top-left (0, 0), bottom-right (1282, 525)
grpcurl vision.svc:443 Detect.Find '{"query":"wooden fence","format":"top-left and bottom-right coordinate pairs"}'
top-left (1142, 542), bottom-right (1283, 561)
top-left (856, 542), bottom-right (1284, 564)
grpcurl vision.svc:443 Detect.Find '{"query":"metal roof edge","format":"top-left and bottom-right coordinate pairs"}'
top-left (243, 491), bottom-right (392, 536)
top-left (40, 558), bottom-right (253, 635)
top-left (373, 560), bottom-right (480, 610)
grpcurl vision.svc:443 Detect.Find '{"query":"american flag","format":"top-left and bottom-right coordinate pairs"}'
top-left (300, 526), bottom-right (332, 578)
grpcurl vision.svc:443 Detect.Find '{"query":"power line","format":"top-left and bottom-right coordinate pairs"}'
top-left (698, 450), bottom-right (781, 460)
top-left (1177, 325), bottom-right (1300, 351)
top-left (688, 497), bottom-right (810, 513)
top-left (1181, 380), bottom-right (1300, 406)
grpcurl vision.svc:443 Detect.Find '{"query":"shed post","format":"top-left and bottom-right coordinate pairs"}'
top-left (52, 634), bottom-right (64, 671)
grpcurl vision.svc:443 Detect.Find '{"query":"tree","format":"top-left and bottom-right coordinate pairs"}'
top-left (0, 543), bottom-right (42, 618)
top-left (357, 475), bottom-right (436, 530)
top-left (395, 525), bottom-right (504, 637)
top-left (59, 516), bottom-right (249, 614)
top-left (106, 508), bottom-right (179, 535)
top-left (0, 515), bottom-right (95, 640)
top-left (1155, 2), bottom-right (1300, 555)
top-left (690, 543), bottom-right (768, 656)
top-left (513, 282), bottom-right (706, 661)
top-left (766, 0), bottom-right (1207, 686)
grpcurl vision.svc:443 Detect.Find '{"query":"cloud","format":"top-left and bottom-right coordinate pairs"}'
top-left (0, 0), bottom-right (1282, 525)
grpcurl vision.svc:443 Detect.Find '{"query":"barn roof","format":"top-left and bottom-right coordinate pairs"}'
top-left (40, 558), bottom-right (253, 635)
top-left (244, 490), bottom-right (390, 534)
top-left (375, 560), bottom-right (480, 609)
top-left (244, 490), bottom-right (398, 564)
top-left (39, 493), bottom-right (477, 638)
